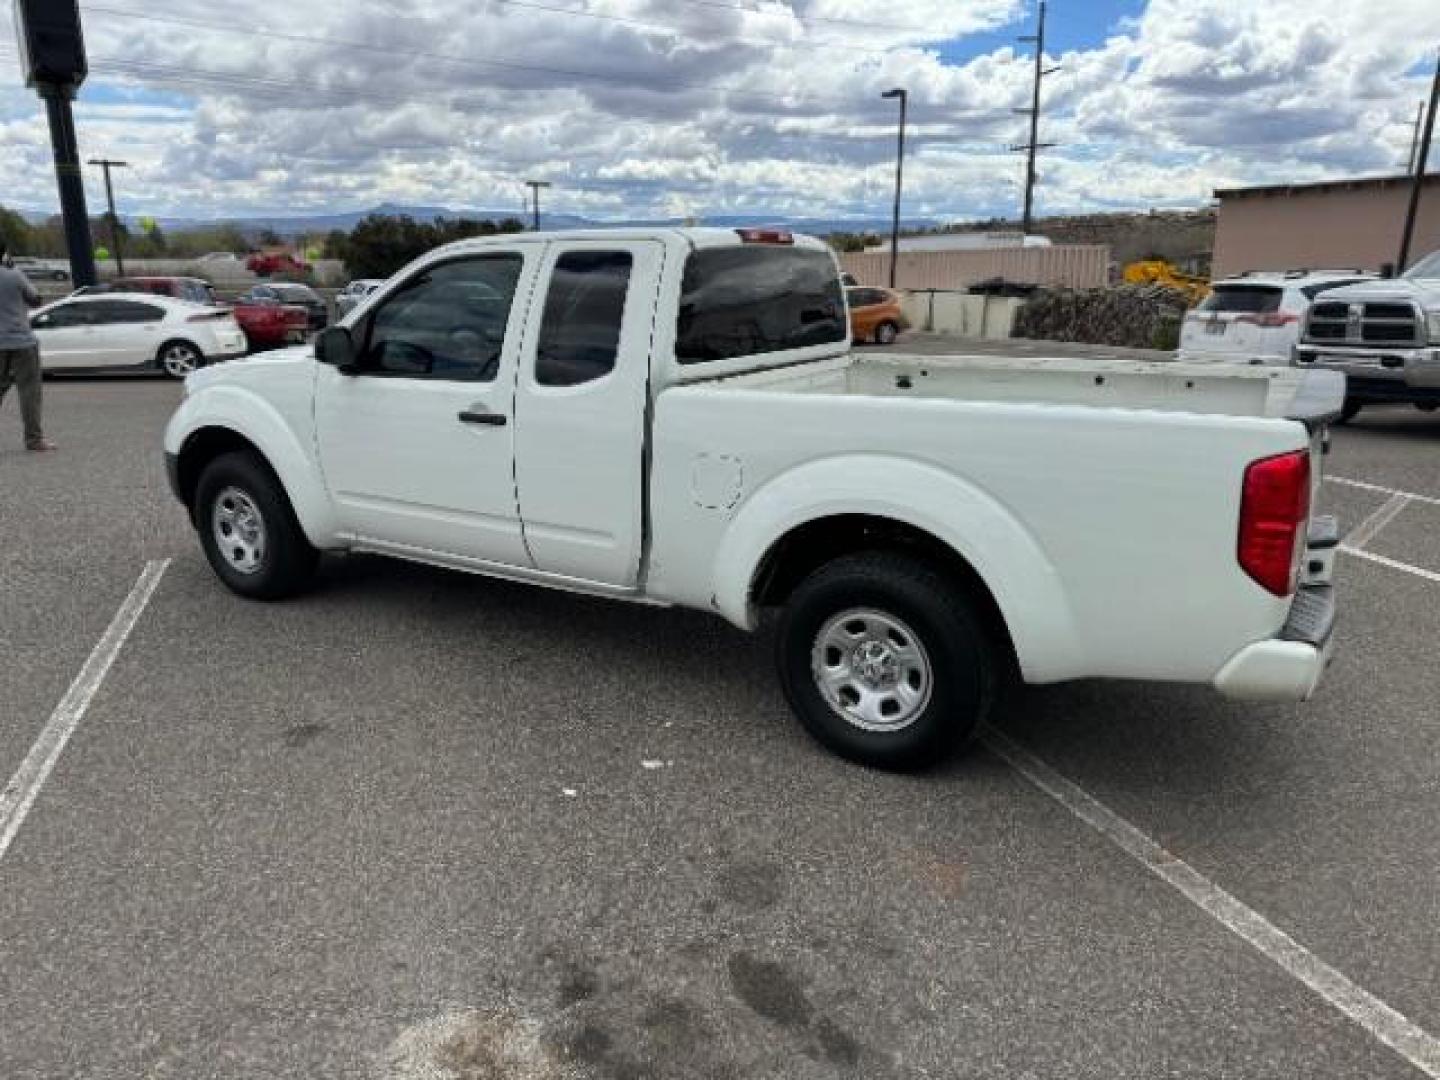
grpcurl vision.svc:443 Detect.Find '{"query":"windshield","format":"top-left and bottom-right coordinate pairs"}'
top-left (1404, 251), bottom-right (1440, 280)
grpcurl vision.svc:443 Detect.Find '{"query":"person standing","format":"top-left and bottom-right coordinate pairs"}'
top-left (0, 244), bottom-right (54, 452)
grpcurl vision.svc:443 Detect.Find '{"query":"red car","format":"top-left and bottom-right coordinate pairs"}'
top-left (101, 276), bottom-right (308, 351)
top-left (245, 251), bottom-right (313, 278)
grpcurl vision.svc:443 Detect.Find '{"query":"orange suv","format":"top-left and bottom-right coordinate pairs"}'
top-left (846, 286), bottom-right (909, 345)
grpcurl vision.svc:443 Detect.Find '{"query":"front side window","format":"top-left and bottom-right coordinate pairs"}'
top-left (535, 251), bottom-right (633, 387)
top-left (358, 255), bottom-right (523, 381)
top-left (33, 303), bottom-right (91, 329)
top-left (677, 245), bottom-right (846, 364)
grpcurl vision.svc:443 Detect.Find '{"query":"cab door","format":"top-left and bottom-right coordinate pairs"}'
top-left (314, 247), bottom-right (541, 567)
top-left (30, 301), bottom-right (101, 368)
top-left (513, 240), bottom-right (664, 587)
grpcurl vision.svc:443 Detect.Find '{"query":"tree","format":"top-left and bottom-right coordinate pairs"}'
top-left (0, 206), bottom-right (33, 255)
top-left (339, 214), bottom-right (522, 278)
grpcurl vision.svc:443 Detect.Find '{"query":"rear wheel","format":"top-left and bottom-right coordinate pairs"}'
top-left (776, 552), bottom-right (999, 770)
top-left (195, 451), bottom-right (317, 599)
top-left (874, 321), bottom-right (900, 345)
top-left (157, 340), bottom-right (203, 379)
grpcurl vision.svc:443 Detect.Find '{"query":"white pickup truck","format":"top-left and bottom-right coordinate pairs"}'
top-left (164, 228), bottom-right (1342, 769)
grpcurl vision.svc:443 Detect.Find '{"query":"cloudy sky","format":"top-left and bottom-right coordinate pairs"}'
top-left (1, 0), bottom-right (1438, 224)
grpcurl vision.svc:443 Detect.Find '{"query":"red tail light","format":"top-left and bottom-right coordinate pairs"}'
top-left (1238, 450), bottom-right (1311, 596)
top-left (735, 228), bottom-right (794, 245)
top-left (1237, 311), bottom-right (1299, 328)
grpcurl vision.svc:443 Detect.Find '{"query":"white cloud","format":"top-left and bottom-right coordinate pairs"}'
top-left (0, 0), bottom-right (1436, 223)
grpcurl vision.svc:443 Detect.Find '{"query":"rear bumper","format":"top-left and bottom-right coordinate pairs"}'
top-left (1212, 584), bottom-right (1336, 702)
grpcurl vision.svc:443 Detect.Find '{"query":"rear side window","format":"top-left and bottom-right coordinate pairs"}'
top-left (536, 251), bottom-right (634, 387)
top-left (91, 299), bottom-right (165, 324)
top-left (676, 247), bottom-right (846, 364)
top-left (1197, 285), bottom-right (1282, 314)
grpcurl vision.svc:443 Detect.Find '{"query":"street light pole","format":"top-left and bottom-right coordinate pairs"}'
top-left (525, 180), bottom-right (551, 232)
top-left (88, 157), bottom-right (129, 276)
top-left (881, 87), bottom-right (907, 289)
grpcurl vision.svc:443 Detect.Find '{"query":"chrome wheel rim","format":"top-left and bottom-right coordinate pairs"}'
top-left (211, 486), bottom-right (267, 575)
top-left (812, 608), bottom-right (933, 732)
top-left (161, 344), bottom-right (200, 378)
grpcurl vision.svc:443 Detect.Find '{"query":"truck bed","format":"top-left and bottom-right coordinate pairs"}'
top-left (724, 353), bottom-right (1341, 422)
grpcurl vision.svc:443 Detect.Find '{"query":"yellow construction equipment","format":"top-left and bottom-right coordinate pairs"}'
top-left (1121, 260), bottom-right (1210, 305)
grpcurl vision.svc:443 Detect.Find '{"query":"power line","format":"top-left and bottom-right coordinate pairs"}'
top-left (424, 0), bottom-right (913, 58)
top-left (79, 5), bottom-right (969, 116)
top-left (0, 45), bottom-right (1005, 147)
top-left (666, 0), bottom-right (937, 34)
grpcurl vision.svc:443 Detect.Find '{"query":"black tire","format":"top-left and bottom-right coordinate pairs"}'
top-left (195, 451), bottom-right (318, 600)
top-left (776, 552), bottom-right (999, 770)
top-left (874, 321), bottom-right (900, 345)
top-left (1338, 399), bottom-right (1363, 424)
top-left (1415, 403), bottom-right (1438, 413)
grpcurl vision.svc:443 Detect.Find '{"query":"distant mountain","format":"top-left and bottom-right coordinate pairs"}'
top-left (14, 200), bottom-right (939, 237)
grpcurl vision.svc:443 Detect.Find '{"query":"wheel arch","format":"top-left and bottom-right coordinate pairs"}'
top-left (155, 336), bottom-right (205, 368)
top-left (168, 387), bottom-right (339, 547)
top-left (712, 455), bottom-right (1084, 684)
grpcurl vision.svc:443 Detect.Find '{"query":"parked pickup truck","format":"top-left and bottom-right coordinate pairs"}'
top-left (164, 228), bottom-right (1343, 769)
top-left (1295, 249), bottom-right (1440, 420)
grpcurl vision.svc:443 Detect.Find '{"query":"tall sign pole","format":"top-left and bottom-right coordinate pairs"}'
top-left (14, 0), bottom-right (97, 287)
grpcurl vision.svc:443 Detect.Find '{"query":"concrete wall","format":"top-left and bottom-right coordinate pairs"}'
top-left (1213, 175), bottom-right (1440, 277)
top-left (840, 244), bottom-right (1109, 290)
top-left (899, 292), bottom-right (1023, 339)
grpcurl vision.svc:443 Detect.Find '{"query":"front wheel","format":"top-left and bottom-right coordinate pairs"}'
top-left (195, 451), bottom-right (318, 599)
top-left (874, 321), bottom-right (900, 345)
top-left (157, 340), bottom-right (203, 379)
top-left (776, 552), bottom-right (999, 770)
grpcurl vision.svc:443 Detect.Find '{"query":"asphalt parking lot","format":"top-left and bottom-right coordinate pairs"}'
top-left (2, 358), bottom-right (1438, 1079)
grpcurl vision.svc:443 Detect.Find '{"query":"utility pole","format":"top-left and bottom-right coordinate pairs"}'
top-left (1011, 0), bottom-right (1059, 235)
top-left (525, 180), bottom-right (551, 231)
top-left (1398, 51), bottom-right (1439, 274)
top-left (881, 87), bottom-right (907, 288)
top-left (1407, 101), bottom-right (1425, 173)
top-left (88, 158), bottom-right (129, 275)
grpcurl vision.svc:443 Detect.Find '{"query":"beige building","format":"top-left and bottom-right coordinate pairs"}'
top-left (1213, 173), bottom-right (1440, 278)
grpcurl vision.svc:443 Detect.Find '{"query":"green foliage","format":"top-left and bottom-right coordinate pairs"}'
top-left (827, 231), bottom-right (879, 253)
top-left (342, 214), bottom-right (528, 278)
top-left (0, 206), bottom-right (34, 255)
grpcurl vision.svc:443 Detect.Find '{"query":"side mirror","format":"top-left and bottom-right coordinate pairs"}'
top-left (315, 325), bottom-right (357, 372)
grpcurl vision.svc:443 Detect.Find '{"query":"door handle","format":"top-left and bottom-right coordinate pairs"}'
top-left (458, 409), bottom-right (507, 427)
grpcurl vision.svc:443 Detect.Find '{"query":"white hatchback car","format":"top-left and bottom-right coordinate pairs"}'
top-left (30, 294), bottom-right (248, 378)
top-left (1179, 270), bottom-right (1374, 365)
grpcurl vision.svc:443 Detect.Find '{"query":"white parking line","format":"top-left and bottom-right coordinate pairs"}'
top-left (1341, 547), bottom-right (1440, 586)
top-left (1346, 493), bottom-right (1412, 552)
top-left (985, 730), bottom-right (1440, 1078)
top-left (0, 560), bottom-right (170, 864)
top-left (1328, 475), bottom-right (1440, 509)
